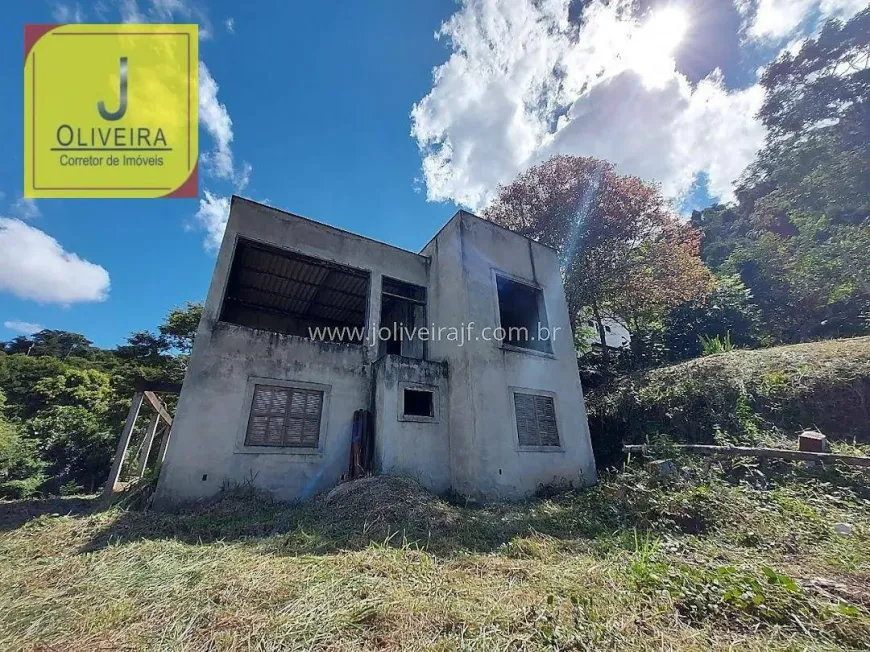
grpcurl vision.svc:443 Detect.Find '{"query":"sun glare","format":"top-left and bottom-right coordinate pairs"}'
top-left (641, 6), bottom-right (689, 56)
top-left (625, 5), bottom-right (690, 88)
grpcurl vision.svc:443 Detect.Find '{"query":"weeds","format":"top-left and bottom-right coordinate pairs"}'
top-left (700, 331), bottom-right (736, 355)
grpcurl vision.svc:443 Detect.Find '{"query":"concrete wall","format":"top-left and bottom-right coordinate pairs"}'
top-left (373, 355), bottom-right (450, 493)
top-left (154, 198), bottom-right (429, 505)
top-left (155, 199), bottom-right (595, 505)
top-left (421, 212), bottom-right (596, 499)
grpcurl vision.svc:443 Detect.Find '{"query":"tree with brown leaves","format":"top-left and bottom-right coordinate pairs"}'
top-left (484, 155), bottom-right (713, 368)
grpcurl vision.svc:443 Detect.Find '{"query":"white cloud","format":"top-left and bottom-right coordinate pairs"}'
top-left (411, 0), bottom-right (766, 210)
top-left (118, 0), bottom-right (213, 39)
top-left (194, 191), bottom-right (230, 251)
top-left (118, 0), bottom-right (146, 23)
top-left (741, 0), bottom-right (866, 41)
top-left (0, 218), bottom-right (110, 305)
top-left (11, 197), bottom-right (40, 220)
top-left (52, 3), bottom-right (85, 22)
top-left (199, 61), bottom-right (252, 189)
top-left (225, 17), bottom-right (235, 33)
top-left (4, 321), bottom-right (44, 335)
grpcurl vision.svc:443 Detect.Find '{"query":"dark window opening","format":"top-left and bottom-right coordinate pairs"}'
top-left (514, 392), bottom-right (559, 447)
top-left (495, 275), bottom-right (551, 353)
top-left (403, 388), bottom-right (434, 417)
top-left (220, 239), bottom-right (369, 343)
top-left (380, 277), bottom-right (427, 359)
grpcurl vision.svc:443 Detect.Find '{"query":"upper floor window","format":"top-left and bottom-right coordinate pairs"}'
top-left (379, 276), bottom-right (427, 359)
top-left (220, 239), bottom-right (369, 343)
top-left (495, 274), bottom-right (552, 354)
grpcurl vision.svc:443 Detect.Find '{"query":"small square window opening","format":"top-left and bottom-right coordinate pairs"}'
top-left (403, 388), bottom-right (434, 417)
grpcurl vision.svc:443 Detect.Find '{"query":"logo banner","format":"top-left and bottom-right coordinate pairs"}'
top-left (24, 24), bottom-right (199, 198)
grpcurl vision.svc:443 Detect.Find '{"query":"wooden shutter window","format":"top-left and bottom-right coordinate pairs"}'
top-left (514, 392), bottom-right (559, 447)
top-left (246, 385), bottom-right (323, 448)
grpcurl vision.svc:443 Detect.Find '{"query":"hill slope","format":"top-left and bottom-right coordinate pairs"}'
top-left (587, 336), bottom-right (870, 466)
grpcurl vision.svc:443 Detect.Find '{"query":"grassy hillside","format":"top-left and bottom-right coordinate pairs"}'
top-left (587, 336), bottom-right (870, 467)
top-left (1, 457), bottom-right (869, 650)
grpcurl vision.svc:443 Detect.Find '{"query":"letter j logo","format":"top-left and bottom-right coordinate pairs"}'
top-left (98, 56), bottom-right (128, 121)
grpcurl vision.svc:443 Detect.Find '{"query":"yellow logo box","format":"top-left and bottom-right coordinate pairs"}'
top-left (24, 24), bottom-right (198, 198)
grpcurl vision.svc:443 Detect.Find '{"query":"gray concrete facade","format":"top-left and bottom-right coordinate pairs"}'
top-left (154, 198), bottom-right (595, 506)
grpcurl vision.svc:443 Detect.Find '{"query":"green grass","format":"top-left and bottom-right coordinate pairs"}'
top-left (1, 456), bottom-right (868, 650)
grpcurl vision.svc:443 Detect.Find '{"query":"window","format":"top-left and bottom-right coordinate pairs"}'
top-left (398, 382), bottom-right (439, 423)
top-left (495, 274), bottom-right (551, 353)
top-left (403, 388), bottom-right (434, 417)
top-left (245, 384), bottom-right (324, 448)
top-left (221, 239), bottom-right (369, 343)
top-left (513, 392), bottom-right (560, 448)
top-left (379, 277), bottom-right (427, 359)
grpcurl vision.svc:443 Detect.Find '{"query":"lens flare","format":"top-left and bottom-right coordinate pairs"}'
top-left (624, 5), bottom-right (690, 88)
top-left (641, 6), bottom-right (689, 56)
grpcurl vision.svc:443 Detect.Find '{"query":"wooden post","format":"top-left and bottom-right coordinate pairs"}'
top-left (622, 444), bottom-right (870, 468)
top-left (136, 412), bottom-right (161, 478)
top-left (143, 391), bottom-right (173, 426)
top-left (103, 391), bottom-right (144, 498)
top-left (156, 423), bottom-right (173, 465)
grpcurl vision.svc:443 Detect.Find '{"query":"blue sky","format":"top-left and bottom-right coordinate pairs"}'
top-left (1, 0), bottom-right (863, 347)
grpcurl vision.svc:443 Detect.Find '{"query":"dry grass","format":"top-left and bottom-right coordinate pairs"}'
top-left (1, 459), bottom-right (869, 651)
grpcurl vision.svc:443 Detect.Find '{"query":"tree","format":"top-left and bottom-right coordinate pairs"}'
top-left (0, 390), bottom-right (46, 498)
top-left (756, 8), bottom-right (868, 149)
top-left (2, 330), bottom-right (98, 359)
top-left (664, 275), bottom-right (763, 360)
top-left (484, 155), bottom-right (713, 368)
top-left (159, 301), bottom-right (203, 354)
top-left (693, 10), bottom-right (870, 344)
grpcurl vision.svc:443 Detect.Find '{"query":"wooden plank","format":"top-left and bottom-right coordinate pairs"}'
top-left (136, 413), bottom-right (160, 478)
top-left (143, 391), bottom-right (173, 426)
top-left (623, 444), bottom-right (870, 468)
top-left (103, 392), bottom-right (144, 497)
top-left (156, 423), bottom-right (173, 466)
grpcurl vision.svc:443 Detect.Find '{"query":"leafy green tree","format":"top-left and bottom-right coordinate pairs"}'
top-left (159, 301), bottom-right (203, 354)
top-left (0, 301), bottom-right (203, 497)
top-left (694, 10), bottom-right (869, 344)
top-left (664, 275), bottom-right (763, 360)
top-left (0, 390), bottom-right (46, 498)
top-left (32, 368), bottom-right (112, 414)
top-left (2, 330), bottom-right (99, 360)
top-left (25, 406), bottom-right (113, 494)
top-left (0, 354), bottom-right (67, 420)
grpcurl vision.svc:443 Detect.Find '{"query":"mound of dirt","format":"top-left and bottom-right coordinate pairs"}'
top-left (315, 475), bottom-right (459, 534)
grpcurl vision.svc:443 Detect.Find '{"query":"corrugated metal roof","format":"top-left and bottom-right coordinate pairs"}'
top-left (222, 239), bottom-right (368, 330)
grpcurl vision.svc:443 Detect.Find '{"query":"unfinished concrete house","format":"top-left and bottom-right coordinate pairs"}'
top-left (154, 197), bottom-right (596, 505)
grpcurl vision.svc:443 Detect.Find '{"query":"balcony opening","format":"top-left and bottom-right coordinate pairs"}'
top-left (220, 239), bottom-right (368, 343)
top-left (379, 276), bottom-right (427, 359)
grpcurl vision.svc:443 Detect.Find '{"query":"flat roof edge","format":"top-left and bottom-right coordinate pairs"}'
top-left (419, 209), bottom-right (559, 254)
top-left (231, 196), bottom-right (430, 262)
